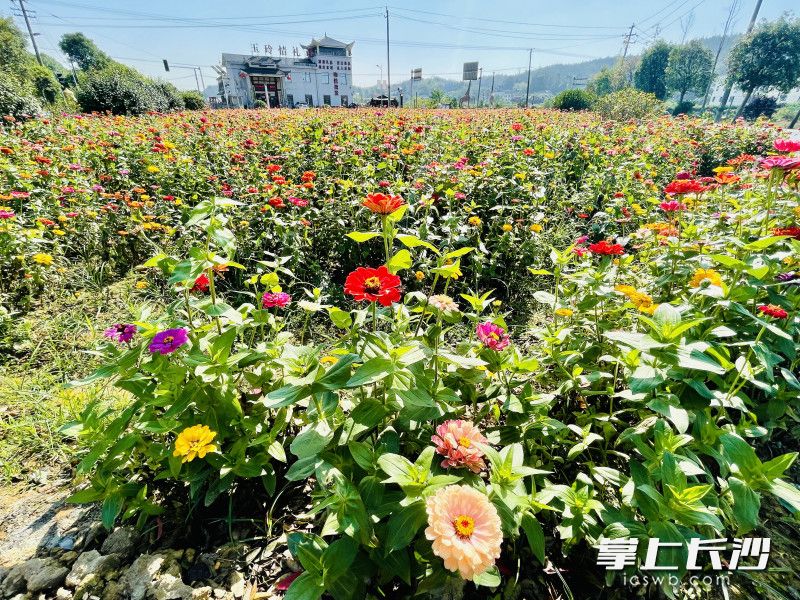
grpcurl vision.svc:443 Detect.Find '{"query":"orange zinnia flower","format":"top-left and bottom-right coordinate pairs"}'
top-left (362, 193), bottom-right (405, 214)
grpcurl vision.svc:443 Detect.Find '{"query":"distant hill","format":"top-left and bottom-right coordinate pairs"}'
top-left (354, 33), bottom-right (742, 106)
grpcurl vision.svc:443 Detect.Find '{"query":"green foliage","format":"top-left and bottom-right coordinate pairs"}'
top-left (672, 100), bottom-right (695, 116)
top-left (727, 16), bottom-right (800, 96)
top-left (30, 64), bottom-right (61, 104)
top-left (665, 41), bottom-right (714, 103)
top-left (551, 88), bottom-right (595, 111)
top-left (181, 91), bottom-right (206, 110)
top-left (76, 66), bottom-right (185, 115)
top-left (594, 88), bottom-right (664, 121)
top-left (253, 99), bottom-right (267, 109)
top-left (741, 94), bottom-right (779, 121)
top-left (59, 32), bottom-right (111, 71)
top-left (0, 70), bottom-right (42, 119)
top-left (634, 40), bottom-right (673, 100)
top-left (0, 17), bottom-right (32, 82)
top-left (152, 81), bottom-right (185, 111)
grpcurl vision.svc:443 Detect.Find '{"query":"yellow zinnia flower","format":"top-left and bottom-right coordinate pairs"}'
top-left (173, 425), bottom-right (217, 463)
top-left (690, 268), bottom-right (722, 288)
top-left (135, 280), bottom-right (148, 289)
top-left (502, 223), bottom-right (513, 232)
top-left (415, 270), bottom-right (425, 281)
top-left (530, 223), bottom-right (543, 233)
top-left (555, 308), bottom-right (573, 317)
top-left (32, 252), bottom-right (54, 266)
top-left (468, 216), bottom-right (481, 227)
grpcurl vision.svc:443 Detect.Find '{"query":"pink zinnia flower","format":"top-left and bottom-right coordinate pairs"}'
top-left (425, 485), bottom-right (503, 581)
top-left (760, 156), bottom-right (800, 171)
top-left (149, 328), bottom-right (189, 354)
top-left (660, 200), bottom-right (687, 212)
top-left (432, 420), bottom-right (488, 473)
top-left (476, 322), bottom-right (510, 351)
top-left (773, 139), bottom-right (800, 153)
top-left (104, 323), bottom-right (136, 344)
top-left (262, 291), bottom-right (291, 308)
top-left (0, 209), bottom-right (15, 219)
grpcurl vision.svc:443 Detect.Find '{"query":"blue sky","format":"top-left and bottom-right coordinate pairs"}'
top-left (5, 0), bottom-right (797, 90)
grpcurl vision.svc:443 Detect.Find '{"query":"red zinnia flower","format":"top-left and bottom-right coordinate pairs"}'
top-left (362, 193), bottom-right (405, 215)
top-left (660, 200), bottom-right (687, 212)
top-left (344, 265), bottom-right (401, 306)
top-left (588, 240), bottom-right (625, 256)
top-left (664, 179), bottom-right (708, 195)
top-left (773, 226), bottom-right (800, 240)
top-left (758, 304), bottom-right (788, 319)
top-left (191, 273), bottom-right (210, 293)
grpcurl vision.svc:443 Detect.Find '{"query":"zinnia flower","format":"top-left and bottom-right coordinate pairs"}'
top-left (773, 227), bottom-right (800, 240)
top-left (773, 139), bottom-right (800, 153)
top-left (664, 179), bottom-right (708, 195)
top-left (362, 192), bottom-right (405, 214)
top-left (425, 485), bottom-right (503, 581)
top-left (173, 424), bottom-right (217, 463)
top-left (432, 420), bottom-right (488, 473)
top-left (476, 321), bottom-right (510, 350)
top-left (104, 323), bottom-right (136, 344)
top-left (758, 304), bottom-right (788, 319)
top-left (689, 268), bottom-right (722, 288)
top-left (149, 328), bottom-right (189, 354)
top-left (32, 253), bottom-right (54, 266)
top-left (555, 307), bottom-right (573, 317)
top-left (344, 266), bottom-right (401, 306)
top-left (429, 294), bottom-right (459, 314)
top-left (760, 156), bottom-right (800, 171)
top-left (191, 273), bottom-right (210, 293)
top-left (776, 272), bottom-right (799, 284)
top-left (588, 240), bottom-right (624, 256)
top-left (0, 209), bottom-right (15, 219)
top-left (660, 200), bottom-right (687, 212)
top-left (262, 291), bottom-right (291, 308)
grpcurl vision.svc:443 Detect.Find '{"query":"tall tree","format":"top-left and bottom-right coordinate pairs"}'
top-left (665, 41), bottom-right (714, 103)
top-left (0, 17), bottom-right (34, 81)
top-left (59, 33), bottom-right (111, 71)
top-left (726, 16), bottom-right (800, 120)
top-left (634, 41), bottom-right (673, 100)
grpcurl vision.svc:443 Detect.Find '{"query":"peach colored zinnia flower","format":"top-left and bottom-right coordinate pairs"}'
top-left (432, 420), bottom-right (488, 473)
top-left (425, 485), bottom-right (502, 581)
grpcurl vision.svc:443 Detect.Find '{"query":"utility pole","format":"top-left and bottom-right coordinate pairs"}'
top-left (524, 49), bottom-right (533, 108)
top-left (621, 23), bottom-right (635, 62)
top-left (701, 0), bottom-right (739, 111)
top-left (385, 6), bottom-right (391, 107)
top-left (16, 0), bottom-right (43, 66)
top-left (489, 71), bottom-right (495, 107)
top-left (476, 68), bottom-right (483, 107)
top-left (716, 0), bottom-right (762, 122)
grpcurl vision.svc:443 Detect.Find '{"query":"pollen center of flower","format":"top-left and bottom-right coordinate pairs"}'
top-left (458, 437), bottom-right (472, 448)
top-left (163, 336), bottom-right (174, 344)
top-left (363, 276), bottom-right (382, 293)
top-left (453, 515), bottom-right (475, 538)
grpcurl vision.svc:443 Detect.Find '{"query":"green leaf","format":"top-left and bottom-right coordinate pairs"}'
top-left (744, 235), bottom-right (786, 250)
top-left (328, 307), bottom-right (353, 329)
top-left (472, 566), bottom-right (501, 587)
top-left (761, 453), bottom-right (797, 480)
top-left (67, 488), bottom-right (104, 504)
top-left (101, 492), bottom-right (124, 529)
top-left (387, 249), bottom-right (412, 274)
top-left (376, 453), bottom-right (414, 481)
top-left (290, 422), bottom-right (333, 459)
top-left (285, 571), bottom-right (325, 600)
top-left (345, 357), bottom-right (394, 387)
top-left (728, 477), bottom-right (760, 533)
top-left (322, 537), bottom-right (358, 585)
top-left (444, 247), bottom-right (474, 259)
top-left (521, 513), bottom-right (545, 564)
top-left (346, 231), bottom-right (380, 243)
top-left (396, 234), bottom-right (439, 254)
top-left (262, 384), bottom-right (312, 409)
top-left (384, 502), bottom-right (427, 553)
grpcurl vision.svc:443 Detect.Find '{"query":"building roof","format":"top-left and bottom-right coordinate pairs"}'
top-left (301, 35), bottom-right (354, 51)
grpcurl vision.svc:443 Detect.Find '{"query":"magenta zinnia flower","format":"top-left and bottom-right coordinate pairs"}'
top-left (149, 328), bottom-right (189, 354)
top-left (432, 420), bottom-right (488, 473)
top-left (104, 323), bottom-right (136, 344)
top-left (262, 291), bottom-right (291, 308)
top-left (0, 209), bottom-right (15, 219)
top-left (760, 156), bottom-right (800, 171)
top-left (773, 139), bottom-right (800, 153)
top-left (476, 321), bottom-right (510, 350)
top-left (660, 200), bottom-right (687, 212)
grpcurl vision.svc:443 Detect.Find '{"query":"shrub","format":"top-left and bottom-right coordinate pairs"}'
top-left (30, 64), bottom-right (62, 104)
top-left (0, 71), bottom-right (42, 119)
top-left (551, 89), bottom-right (595, 111)
top-left (594, 88), bottom-right (664, 121)
top-left (741, 95), bottom-right (779, 120)
top-left (672, 100), bottom-right (694, 116)
top-left (253, 99), bottom-right (267, 109)
top-left (77, 67), bottom-right (185, 115)
top-left (181, 90), bottom-right (206, 110)
top-left (151, 81), bottom-right (185, 111)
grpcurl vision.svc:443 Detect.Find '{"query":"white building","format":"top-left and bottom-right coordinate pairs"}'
top-left (217, 36), bottom-right (354, 108)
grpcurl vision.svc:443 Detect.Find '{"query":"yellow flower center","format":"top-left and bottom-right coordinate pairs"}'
top-left (163, 336), bottom-right (174, 344)
top-left (363, 276), bottom-right (382, 293)
top-left (458, 436), bottom-right (472, 448)
top-left (453, 515), bottom-right (475, 538)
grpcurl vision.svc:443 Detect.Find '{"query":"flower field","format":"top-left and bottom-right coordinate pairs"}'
top-left (1, 108), bottom-right (800, 598)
